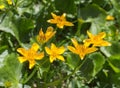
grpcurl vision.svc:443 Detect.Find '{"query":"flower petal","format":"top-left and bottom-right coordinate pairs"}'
top-left (64, 21), bottom-right (74, 26)
top-left (45, 47), bottom-right (51, 54)
top-left (29, 60), bottom-right (36, 69)
top-left (87, 31), bottom-right (94, 39)
top-left (68, 46), bottom-right (77, 54)
top-left (35, 52), bottom-right (44, 60)
top-left (47, 19), bottom-right (57, 24)
top-left (57, 46), bottom-right (65, 54)
top-left (71, 38), bottom-right (79, 48)
top-left (31, 43), bottom-right (39, 52)
top-left (61, 13), bottom-right (66, 18)
top-left (51, 12), bottom-right (58, 19)
top-left (50, 56), bottom-right (56, 63)
top-left (45, 26), bottom-right (56, 42)
top-left (86, 47), bottom-right (98, 54)
top-left (51, 43), bottom-right (57, 50)
top-left (17, 48), bottom-right (27, 56)
top-left (57, 55), bottom-right (65, 61)
top-left (18, 56), bottom-right (27, 63)
top-left (93, 40), bottom-right (111, 46)
top-left (57, 23), bottom-right (64, 29)
top-left (79, 54), bottom-right (85, 60)
top-left (97, 32), bottom-right (106, 39)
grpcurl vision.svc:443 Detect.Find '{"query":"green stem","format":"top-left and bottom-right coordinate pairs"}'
top-left (46, 58), bottom-right (87, 87)
top-left (22, 68), bottom-right (37, 84)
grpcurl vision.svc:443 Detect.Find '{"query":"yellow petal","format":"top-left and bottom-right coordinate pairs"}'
top-left (45, 26), bottom-right (56, 42)
top-left (7, 0), bottom-right (12, 5)
top-left (45, 47), bottom-right (51, 54)
top-left (57, 46), bottom-right (65, 54)
top-left (57, 23), bottom-right (64, 29)
top-left (39, 28), bottom-right (44, 36)
top-left (97, 32), bottom-right (106, 39)
top-left (51, 13), bottom-right (58, 19)
top-left (17, 48), bottom-right (27, 56)
top-left (86, 47), bottom-right (98, 54)
top-left (106, 15), bottom-right (114, 21)
top-left (51, 43), bottom-right (57, 50)
top-left (79, 54), bottom-right (85, 60)
top-left (29, 60), bottom-right (36, 69)
top-left (31, 43), bottom-right (39, 52)
top-left (50, 56), bottom-right (56, 63)
top-left (18, 57), bottom-right (27, 63)
top-left (0, 5), bottom-right (5, 9)
top-left (64, 21), bottom-right (74, 26)
top-left (87, 31), bottom-right (94, 39)
top-left (47, 19), bottom-right (57, 24)
top-left (61, 13), bottom-right (66, 18)
top-left (93, 40), bottom-right (111, 46)
top-left (35, 52), bottom-right (44, 60)
top-left (71, 38), bottom-right (79, 48)
top-left (67, 46), bottom-right (77, 54)
top-left (83, 39), bottom-right (92, 47)
top-left (57, 55), bottom-right (65, 61)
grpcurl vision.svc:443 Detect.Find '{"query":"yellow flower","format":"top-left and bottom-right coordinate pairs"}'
top-left (0, 5), bottom-right (5, 10)
top-left (37, 26), bottom-right (56, 44)
top-left (106, 15), bottom-right (114, 21)
top-left (17, 43), bottom-right (44, 69)
top-left (68, 38), bottom-right (98, 60)
top-left (45, 43), bottom-right (65, 63)
top-left (83, 31), bottom-right (111, 47)
top-left (47, 13), bottom-right (74, 29)
top-left (4, 81), bottom-right (11, 88)
top-left (7, 0), bottom-right (12, 5)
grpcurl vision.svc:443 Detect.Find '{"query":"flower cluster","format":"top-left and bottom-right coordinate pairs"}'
top-left (17, 13), bottom-right (111, 69)
top-left (0, 0), bottom-right (12, 10)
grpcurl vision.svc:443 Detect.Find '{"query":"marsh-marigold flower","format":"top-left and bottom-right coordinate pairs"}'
top-left (45, 43), bottom-right (65, 63)
top-left (106, 15), bottom-right (114, 21)
top-left (7, 0), bottom-right (12, 5)
top-left (68, 38), bottom-right (98, 60)
top-left (37, 26), bottom-right (56, 44)
top-left (47, 13), bottom-right (74, 29)
top-left (17, 43), bottom-right (44, 69)
top-left (83, 31), bottom-right (111, 47)
top-left (0, 5), bottom-right (5, 10)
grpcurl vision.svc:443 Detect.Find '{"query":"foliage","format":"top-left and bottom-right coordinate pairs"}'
top-left (0, 0), bottom-right (120, 88)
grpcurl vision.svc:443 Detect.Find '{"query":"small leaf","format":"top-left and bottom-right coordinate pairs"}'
top-left (80, 52), bottom-right (105, 82)
top-left (66, 52), bottom-right (81, 70)
top-left (108, 55), bottom-right (120, 73)
top-left (0, 52), bottom-right (22, 87)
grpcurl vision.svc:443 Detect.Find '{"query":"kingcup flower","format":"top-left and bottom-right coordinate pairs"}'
top-left (17, 43), bottom-right (44, 69)
top-left (7, 0), bottom-right (12, 5)
top-left (83, 31), bottom-right (111, 47)
top-left (47, 13), bottom-right (74, 29)
top-left (45, 43), bottom-right (65, 63)
top-left (106, 15), bottom-right (114, 21)
top-left (68, 38), bottom-right (98, 60)
top-left (0, 5), bottom-right (5, 10)
top-left (37, 26), bottom-right (56, 44)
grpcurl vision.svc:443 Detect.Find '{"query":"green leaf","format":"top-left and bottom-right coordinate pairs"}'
top-left (80, 4), bottom-right (106, 20)
top-left (100, 42), bottom-right (120, 58)
top-left (108, 55), bottom-right (120, 73)
top-left (55, 0), bottom-right (77, 14)
top-left (0, 14), bottom-right (19, 41)
top-left (80, 52), bottom-right (105, 82)
top-left (89, 52), bottom-right (105, 77)
top-left (66, 52), bottom-right (81, 70)
top-left (0, 52), bottom-right (22, 88)
top-left (13, 17), bottom-right (34, 42)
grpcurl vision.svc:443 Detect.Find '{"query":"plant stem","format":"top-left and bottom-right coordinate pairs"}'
top-left (45, 58), bottom-right (87, 87)
top-left (22, 68), bottom-right (37, 84)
